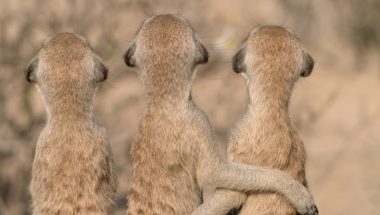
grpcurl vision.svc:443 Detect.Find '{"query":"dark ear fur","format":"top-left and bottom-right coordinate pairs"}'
top-left (232, 48), bottom-right (246, 73)
top-left (124, 42), bottom-right (136, 67)
top-left (300, 51), bottom-right (314, 77)
top-left (25, 56), bottom-right (39, 82)
top-left (195, 40), bottom-right (208, 65)
top-left (94, 58), bottom-right (108, 82)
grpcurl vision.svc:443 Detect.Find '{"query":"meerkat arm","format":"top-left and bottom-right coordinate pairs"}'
top-left (197, 152), bottom-right (315, 215)
top-left (191, 189), bottom-right (246, 215)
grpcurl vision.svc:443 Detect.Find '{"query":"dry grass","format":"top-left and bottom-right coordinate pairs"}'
top-left (0, 0), bottom-right (379, 214)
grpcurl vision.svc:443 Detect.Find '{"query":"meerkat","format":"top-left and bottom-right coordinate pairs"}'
top-left (26, 33), bottom-right (117, 215)
top-left (123, 15), bottom-right (317, 215)
top-left (191, 26), bottom-right (317, 215)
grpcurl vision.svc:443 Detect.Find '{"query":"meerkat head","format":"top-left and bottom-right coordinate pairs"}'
top-left (123, 14), bottom-right (208, 87)
top-left (232, 26), bottom-right (314, 85)
top-left (25, 33), bottom-right (108, 101)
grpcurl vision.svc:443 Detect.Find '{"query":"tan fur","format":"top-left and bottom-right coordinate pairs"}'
top-left (123, 16), bottom-right (316, 215)
top-left (192, 26), bottom-right (317, 215)
top-left (27, 33), bottom-right (117, 215)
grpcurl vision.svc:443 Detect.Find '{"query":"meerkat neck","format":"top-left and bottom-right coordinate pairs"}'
top-left (147, 93), bottom-right (191, 109)
top-left (143, 67), bottom-right (192, 111)
top-left (246, 79), bottom-right (293, 120)
top-left (42, 92), bottom-right (95, 125)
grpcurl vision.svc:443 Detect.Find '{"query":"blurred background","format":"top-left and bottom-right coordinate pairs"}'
top-left (0, 0), bottom-right (379, 214)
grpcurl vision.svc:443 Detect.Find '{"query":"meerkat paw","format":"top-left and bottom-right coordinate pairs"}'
top-left (294, 194), bottom-right (318, 215)
top-left (287, 184), bottom-right (318, 215)
top-left (296, 199), bottom-right (318, 215)
top-left (303, 204), bottom-right (318, 215)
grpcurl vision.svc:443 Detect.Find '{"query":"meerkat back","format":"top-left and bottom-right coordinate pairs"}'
top-left (26, 33), bottom-right (117, 215)
top-left (228, 26), bottom-right (315, 215)
top-left (125, 15), bottom-right (317, 215)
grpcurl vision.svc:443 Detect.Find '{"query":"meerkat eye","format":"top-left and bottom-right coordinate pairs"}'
top-left (124, 42), bottom-right (137, 67)
top-left (232, 48), bottom-right (246, 73)
top-left (300, 51), bottom-right (314, 77)
top-left (25, 56), bottom-right (39, 83)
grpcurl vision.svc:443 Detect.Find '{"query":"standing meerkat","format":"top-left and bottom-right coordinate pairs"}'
top-left (27, 33), bottom-right (117, 215)
top-left (192, 26), bottom-right (317, 215)
top-left (123, 15), bottom-right (317, 215)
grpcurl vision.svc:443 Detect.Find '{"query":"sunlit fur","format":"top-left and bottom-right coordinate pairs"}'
top-left (193, 26), bottom-right (317, 215)
top-left (27, 33), bottom-right (117, 215)
top-left (124, 16), bottom-right (316, 215)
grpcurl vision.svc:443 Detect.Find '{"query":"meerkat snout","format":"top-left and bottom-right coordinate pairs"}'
top-left (25, 33), bottom-right (108, 84)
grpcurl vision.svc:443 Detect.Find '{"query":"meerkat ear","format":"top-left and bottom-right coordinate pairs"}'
top-left (124, 42), bottom-right (136, 67)
top-left (300, 51), bottom-right (314, 77)
top-left (195, 40), bottom-right (208, 65)
top-left (94, 56), bottom-right (108, 82)
top-left (232, 48), bottom-right (246, 73)
top-left (25, 56), bottom-right (39, 82)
